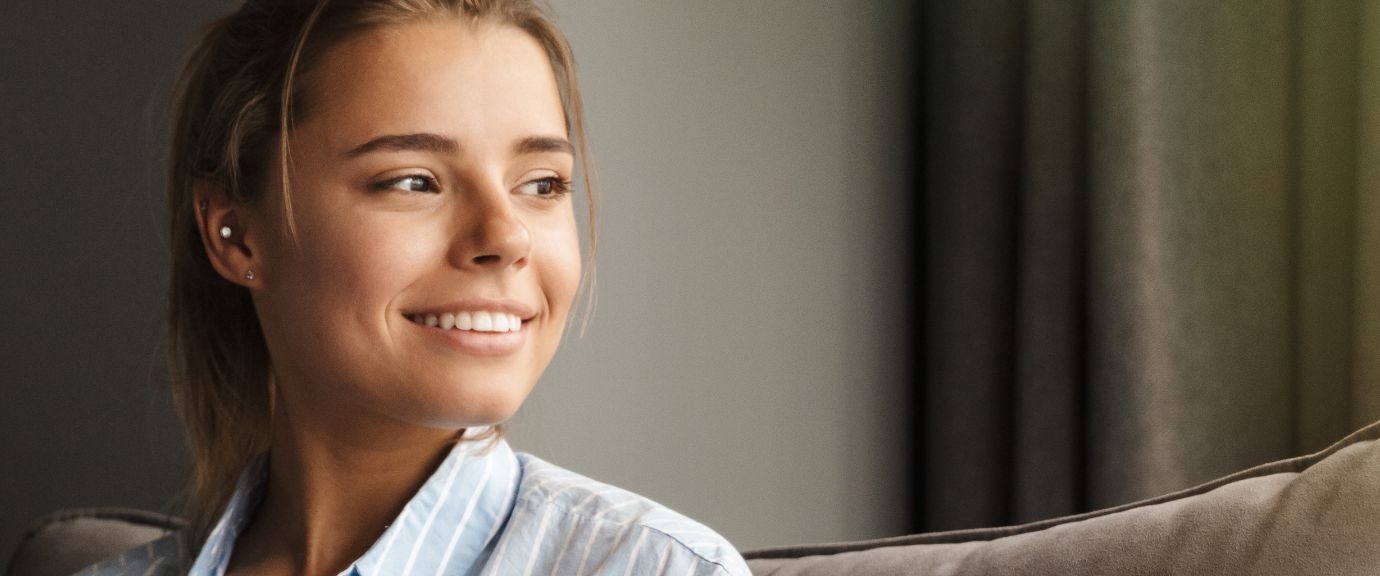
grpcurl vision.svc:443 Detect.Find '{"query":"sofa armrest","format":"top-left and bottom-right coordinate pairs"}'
top-left (6, 508), bottom-right (184, 576)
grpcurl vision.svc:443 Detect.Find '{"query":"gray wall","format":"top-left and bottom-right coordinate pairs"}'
top-left (0, 0), bottom-right (913, 559)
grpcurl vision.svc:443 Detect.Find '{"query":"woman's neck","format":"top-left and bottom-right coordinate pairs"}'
top-left (227, 398), bottom-right (461, 575)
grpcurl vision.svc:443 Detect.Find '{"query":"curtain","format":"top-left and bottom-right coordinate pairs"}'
top-left (920, 0), bottom-right (1380, 532)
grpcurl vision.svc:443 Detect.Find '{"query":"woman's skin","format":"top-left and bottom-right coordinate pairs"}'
top-left (196, 18), bottom-right (581, 576)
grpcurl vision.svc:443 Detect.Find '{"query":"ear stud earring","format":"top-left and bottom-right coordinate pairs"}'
top-left (244, 269), bottom-right (255, 281)
top-left (220, 226), bottom-right (232, 239)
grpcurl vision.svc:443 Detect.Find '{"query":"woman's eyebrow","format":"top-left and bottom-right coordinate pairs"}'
top-left (343, 134), bottom-right (572, 158)
top-left (344, 133), bottom-right (459, 158)
top-left (514, 135), bottom-right (573, 156)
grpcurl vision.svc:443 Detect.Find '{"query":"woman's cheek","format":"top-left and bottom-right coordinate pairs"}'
top-left (539, 222), bottom-right (583, 308)
top-left (321, 215), bottom-right (436, 290)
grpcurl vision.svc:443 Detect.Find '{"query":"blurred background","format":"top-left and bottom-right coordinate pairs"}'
top-left (4, 0), bottom-right (1380, 565)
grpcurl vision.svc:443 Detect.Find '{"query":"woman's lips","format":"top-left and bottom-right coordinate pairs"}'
top-left (408, 313), bottom-right (527, 356)
top-left (403, 298), bottom-right (536, 324)
top-left (409, 310), bottom-right (524, 332)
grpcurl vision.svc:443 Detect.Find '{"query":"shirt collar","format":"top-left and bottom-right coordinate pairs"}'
top-left (187, 428), bottom-right (523, 576)
top-left (186, 453), bottom-right (268, 576)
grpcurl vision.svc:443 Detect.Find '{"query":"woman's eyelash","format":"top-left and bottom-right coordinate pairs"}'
top-left (371, 174), bottom-right (439, 193)
top-left (522, 176), bottom-right (573, 200)
top-left (369, 174), bottom-right (571, 198)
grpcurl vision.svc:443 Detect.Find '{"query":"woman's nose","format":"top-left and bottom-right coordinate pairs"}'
top-left (450, 191), bottom-right (531, 271)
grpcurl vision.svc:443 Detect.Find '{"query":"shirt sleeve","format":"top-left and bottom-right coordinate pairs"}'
top-left (477, 496), bottom-right (751, 576)
top-left (638, 526), bottom-right (753, 576)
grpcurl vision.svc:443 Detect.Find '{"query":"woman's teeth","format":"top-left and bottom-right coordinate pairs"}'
top-left (411, 311), bottom-right (523, 333)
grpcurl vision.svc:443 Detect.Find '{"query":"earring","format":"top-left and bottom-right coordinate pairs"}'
top-left (199, 200), bottom-right (208, 213)
top-left (220, 226), bottom-right (232, 239)
top-left (244, 269), bottom-right (255, 281)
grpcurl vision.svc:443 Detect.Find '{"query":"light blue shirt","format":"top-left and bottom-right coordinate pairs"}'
top-left (77, 434), bottom-right (750, 575)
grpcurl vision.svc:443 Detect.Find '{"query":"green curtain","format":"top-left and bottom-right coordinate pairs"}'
top-left (921, 0), bottom-right (1380, 531)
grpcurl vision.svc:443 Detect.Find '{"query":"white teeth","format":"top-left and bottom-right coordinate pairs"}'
top-left (413, 310), bottom-right (524, 332)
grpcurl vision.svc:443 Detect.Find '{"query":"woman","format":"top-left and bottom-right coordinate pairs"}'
top-left (78, 1), bottom-right (749, 574)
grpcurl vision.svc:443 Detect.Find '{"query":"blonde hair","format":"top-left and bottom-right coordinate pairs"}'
top-left (166, 0), bottom-right (594, 533)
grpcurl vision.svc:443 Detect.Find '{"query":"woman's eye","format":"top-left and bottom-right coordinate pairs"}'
top-left (516, 176), bottom-right (571, 198)
top-left (372, 175), bottom-right (438, 193)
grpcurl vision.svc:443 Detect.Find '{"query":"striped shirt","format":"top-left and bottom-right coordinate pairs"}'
top-left (76, 434), bottom-right (750, 576)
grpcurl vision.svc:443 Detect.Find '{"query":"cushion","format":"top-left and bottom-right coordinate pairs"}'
top-left (5, 508), bottom-right (183, 576)
top-left (743, 419), bottom-right (1380, 575)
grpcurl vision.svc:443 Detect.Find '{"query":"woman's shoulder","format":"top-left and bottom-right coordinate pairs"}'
top-left (499, 452), bottom-right (751, 575)
top-left (70, 531), bottom-right (188, 576)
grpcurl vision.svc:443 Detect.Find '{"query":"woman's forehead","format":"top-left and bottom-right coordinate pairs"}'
top-left (297, 19), bottom-right (567, 154)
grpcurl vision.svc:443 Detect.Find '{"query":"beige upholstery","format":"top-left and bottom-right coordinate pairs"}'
top-left (10, 421), bottom-right (1380, 575)
top-left (745, 420), bottom-right (1380, 575)
top-left (6, 509), bottom-right (182, 576)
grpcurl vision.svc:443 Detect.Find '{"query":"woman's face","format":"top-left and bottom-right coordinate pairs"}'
top-left (246, 19), bottom-right (580, 431)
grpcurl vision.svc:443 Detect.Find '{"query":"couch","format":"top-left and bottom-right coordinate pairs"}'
top-left (9, 420), bottom-right (1380, 575)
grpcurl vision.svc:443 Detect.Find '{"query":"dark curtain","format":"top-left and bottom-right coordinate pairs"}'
top-left (920, 0), bottom-right (1380, 532)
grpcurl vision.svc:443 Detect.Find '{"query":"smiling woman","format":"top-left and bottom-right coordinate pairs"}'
top-left (73, 1), bottom-right (748, 575)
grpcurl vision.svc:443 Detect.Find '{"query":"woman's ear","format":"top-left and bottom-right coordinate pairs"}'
top-left (193, 180), bottom-right (262, 287)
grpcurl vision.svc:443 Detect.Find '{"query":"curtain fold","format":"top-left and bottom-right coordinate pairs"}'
top-left (921, 0), bottom-right (1380, 532)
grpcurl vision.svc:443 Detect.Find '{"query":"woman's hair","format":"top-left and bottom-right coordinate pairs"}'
top-left (167, 0), bottom-right (594, 533)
